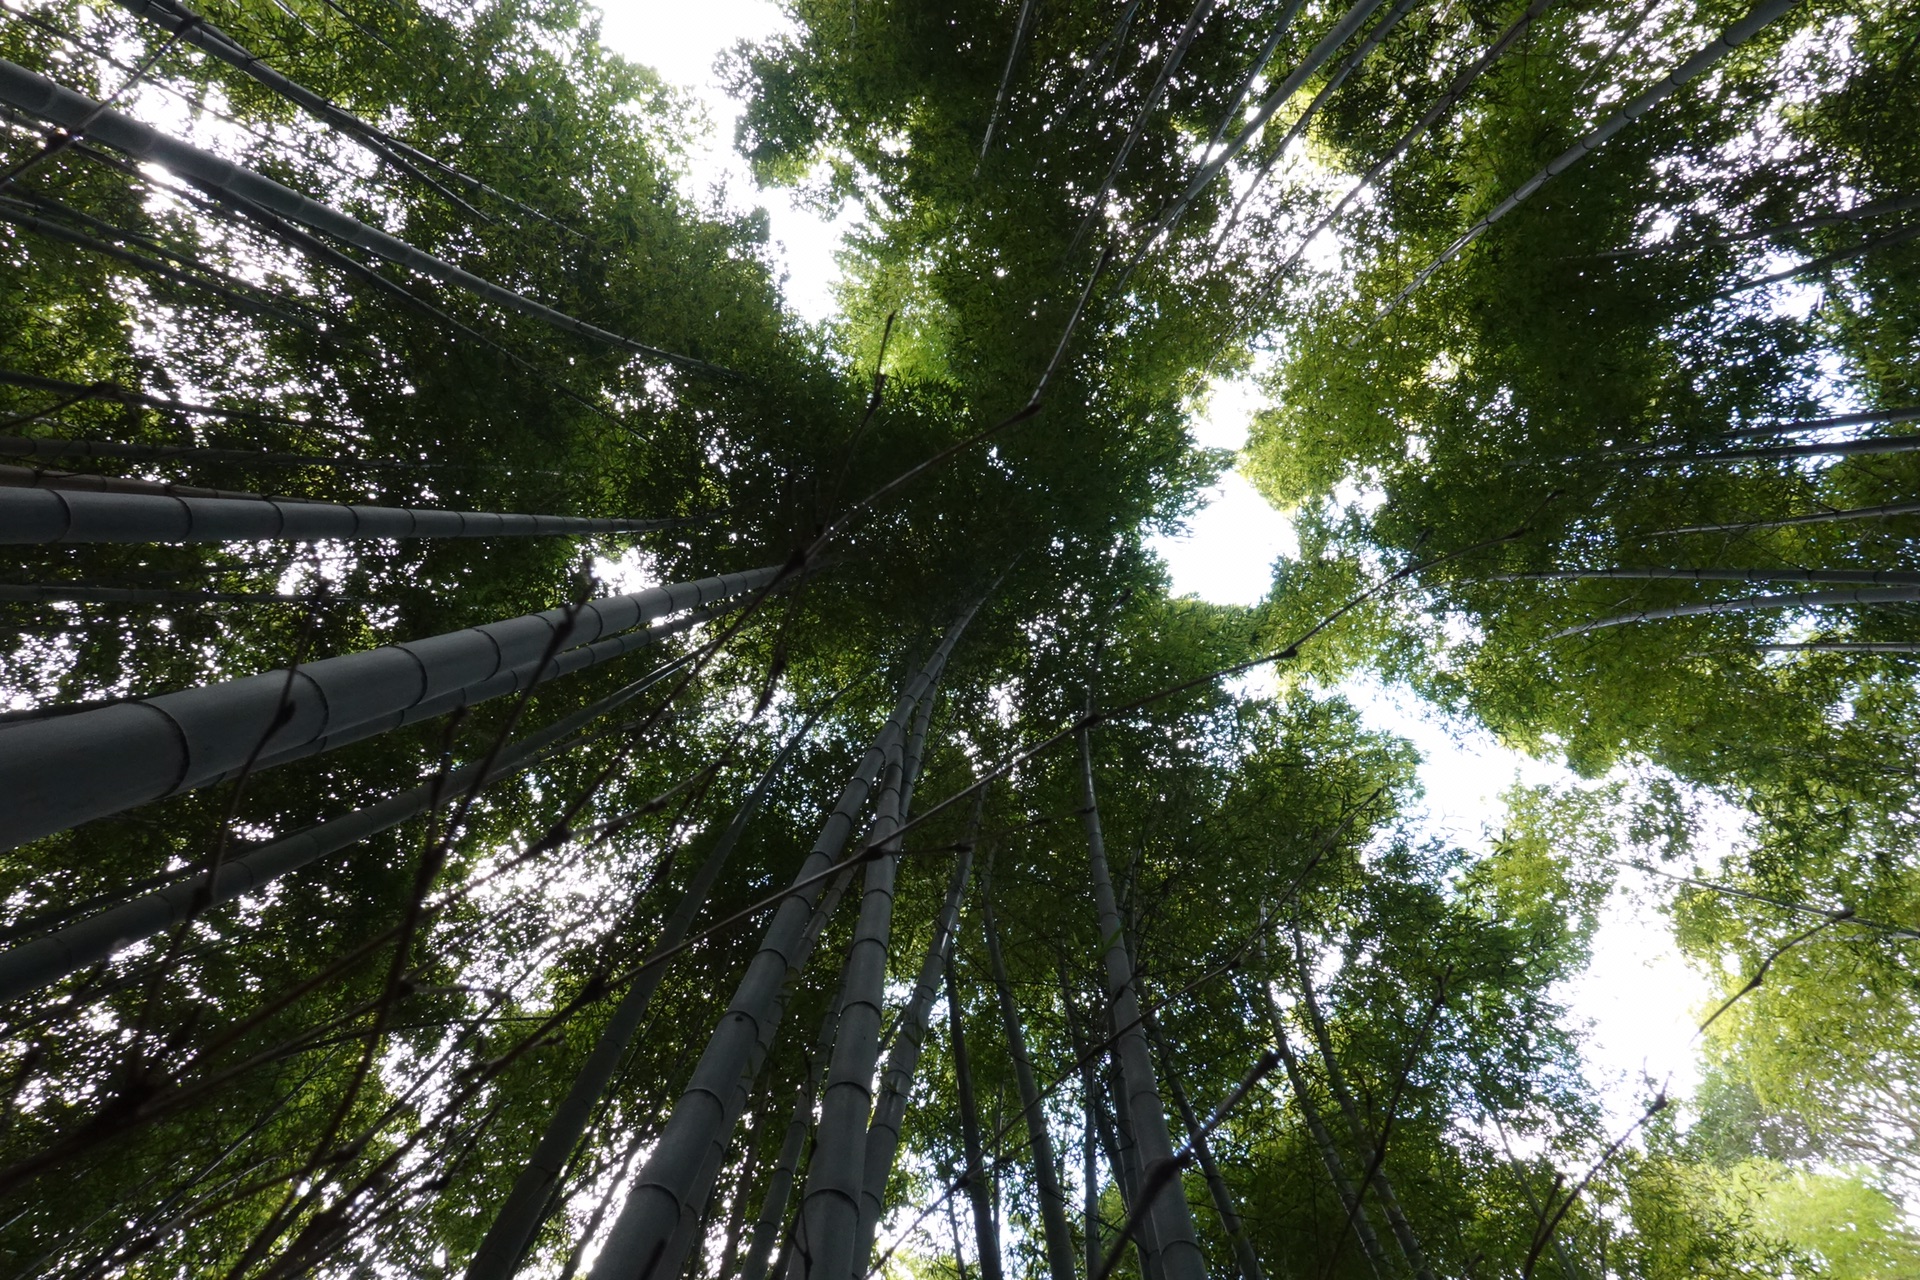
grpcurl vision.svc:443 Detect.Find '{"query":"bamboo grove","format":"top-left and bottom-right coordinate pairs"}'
top-left (0, 0), bottom-right (1914, 1274)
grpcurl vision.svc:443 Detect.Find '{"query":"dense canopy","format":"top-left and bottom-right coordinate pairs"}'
top-left (0, 0), bottom-right (1914, 1276)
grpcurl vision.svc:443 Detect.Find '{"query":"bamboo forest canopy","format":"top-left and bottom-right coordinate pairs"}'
top-left (0, 0), bottom-right (1914, 1275)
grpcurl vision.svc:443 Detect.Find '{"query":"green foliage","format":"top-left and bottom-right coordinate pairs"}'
top-left (0, 0), bottom-right (1912, 1274)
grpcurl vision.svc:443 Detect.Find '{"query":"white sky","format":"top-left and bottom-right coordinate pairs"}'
top-left (596, 0), bottom-right (852, 322)
top-left (592, 0), bottom-right (1715, 1135)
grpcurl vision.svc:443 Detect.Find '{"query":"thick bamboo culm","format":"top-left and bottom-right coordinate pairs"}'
top-left (0, 564), bottom-right (781, 849)
top-left (0, 615), bottom-right (711, 1003)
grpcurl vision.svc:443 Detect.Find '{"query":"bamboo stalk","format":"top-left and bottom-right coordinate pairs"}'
top-left (946, 952), bottom-right (1005, 1280)
top-left (786, 737), bottom-right (909, 1280)
top-left (979, 859), bottom-right (1078, 1280)
top-left (0, 615), bottom-right (711, 1003)
top-left (0, 485), bottom-right (682, 544)
top-left (1377, 0), bottom-right (1804, 319)
top-left (465, 700), bottom-right (835, 1279)
top-left (853, 825), bottom-right (976, 1272)
top-left (0, 564), bottom-right (778, 849)
top-left (1078, 719), bottom-right (1205, 1280)
top-left (586, 612), bottom-right (979, 1280)
top-left (0, 58), bottom-right (728, 376)
top-left (1291, 946), bottom-right (1434, 1280)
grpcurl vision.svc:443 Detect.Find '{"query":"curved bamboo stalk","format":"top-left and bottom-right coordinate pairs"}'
top-left (0, 563), bottom-right (779, 849)
top-left (0, 486), bottom-right (681, 544)
top-left (1715, 219), bottom-right (1920, 300)
top-left (234, 599), bottom-right (734, 778)
top-left (0, 197), bottom-right (318, 328)
top-left (0, 615), bottom-right (710, 1003)
top-left (1652, 405), bottom-right (1920, 445)
top-left (585, 611), bottom-right (979, 1280)
top-left (0, 59), bottom-right (728, 376)
top-left (1078, 721), bottom-right (1205, 1280)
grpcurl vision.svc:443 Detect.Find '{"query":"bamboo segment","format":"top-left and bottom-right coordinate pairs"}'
top-left (0, 59), bottom-right (726, 375)
top-left (0, 616), bottom-right (707, 1003)
top-left (786, 740), bottom-right (908, 1280)
top-left (853, 836), bottom-right (976, 1272)
top-left (0, 564), bottom-right (780, 849)
top-left (585, 611), bottom-right (978, 1280)
top-left (0, 485), bottom-right (680, 543)
top-left (1078, 724), bottom-right (1206, 1280)
top-left (464, 703), bottom-right (833, 1280)
top-left (980, 866), bottom-right (1078, 1280)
